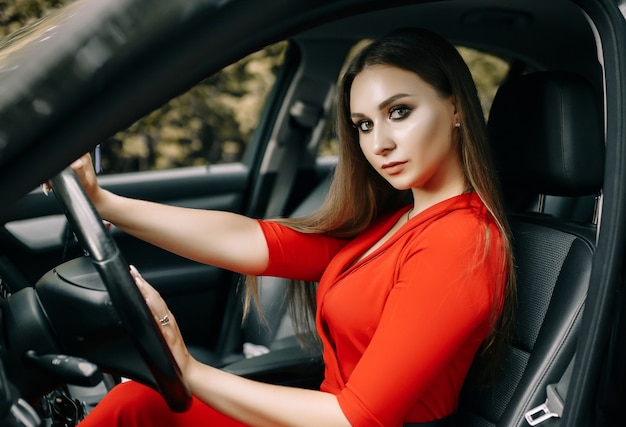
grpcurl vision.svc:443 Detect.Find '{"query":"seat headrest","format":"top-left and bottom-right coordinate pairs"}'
top-left (488, 71), bottom-right (604, 197)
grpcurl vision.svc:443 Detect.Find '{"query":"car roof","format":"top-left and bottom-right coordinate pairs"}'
top-left (0, 0), bottom-right (599, 207)
top-left (298, 0), bottom-right (597, 76)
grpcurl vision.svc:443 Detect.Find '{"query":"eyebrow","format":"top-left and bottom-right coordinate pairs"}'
top-left (351, 93), bottom-right (413, 118)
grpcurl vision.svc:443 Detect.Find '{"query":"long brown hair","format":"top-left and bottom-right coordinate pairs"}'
top-left (246, 28), bottom-right (516, 381)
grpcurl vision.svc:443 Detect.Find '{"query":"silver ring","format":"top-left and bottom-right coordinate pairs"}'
top-left (159, 314), bottom-right (170, 327)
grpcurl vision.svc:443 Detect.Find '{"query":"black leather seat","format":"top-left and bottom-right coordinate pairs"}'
top-left (188, 174), bottom-right (331, 387)
top-left (458, 71), bottom-right (604, 426)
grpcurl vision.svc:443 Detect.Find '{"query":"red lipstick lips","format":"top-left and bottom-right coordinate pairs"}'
top-left (382, 161), bottom-right (407, 174)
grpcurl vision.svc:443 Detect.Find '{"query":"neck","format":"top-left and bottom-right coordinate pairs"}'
top-left (410, 185), bottom-right (467, 217)
top-left (410, 151), bottom-right (467, 215)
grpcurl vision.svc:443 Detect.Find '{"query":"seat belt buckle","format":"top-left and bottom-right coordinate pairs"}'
top-left (524, 384), bottom-right (565, 425)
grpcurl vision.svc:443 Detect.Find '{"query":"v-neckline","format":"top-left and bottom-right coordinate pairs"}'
top-left (349, 205), bottom-right (413, 268)
top-left (339, 192), bottom-right (477, 276)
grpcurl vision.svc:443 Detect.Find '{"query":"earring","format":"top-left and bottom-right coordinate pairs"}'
top-left (454, 122), bottom-right (461, 128)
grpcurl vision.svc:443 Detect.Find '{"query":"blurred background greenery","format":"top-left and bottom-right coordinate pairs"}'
top-left (1, 0), bottom-right (287, 173)
top-left (1, 0), bottom-right (508, 174)
top-left (101, 42), bottom-right (286, 173)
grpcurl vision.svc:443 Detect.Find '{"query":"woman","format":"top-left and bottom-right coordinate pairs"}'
top-left (75, 28), bottom-right (515, 427)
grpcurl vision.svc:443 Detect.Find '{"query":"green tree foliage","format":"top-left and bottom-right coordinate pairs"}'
top-left (0, 0), bottom-right (68, 37)
top-left (1, 0), bottom-right (286, 173)
top-left (101, 42), bottom-right (286, 173)
top-left (458, 47), bottom-right (510, 118)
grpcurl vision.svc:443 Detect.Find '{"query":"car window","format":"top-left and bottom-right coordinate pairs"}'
top-left (457, 46), bottom-right (511, 118)
top-left (2, 0), bottom-right (287, 176)
top-left (96, 42), bottom-right (287, 174)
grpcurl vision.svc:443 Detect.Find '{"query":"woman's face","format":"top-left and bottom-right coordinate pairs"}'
top-left (350, 65), bottom-right (464, 197)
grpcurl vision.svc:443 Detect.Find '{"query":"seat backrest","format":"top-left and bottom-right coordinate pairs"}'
top-left (188, 173), bottom-right (331, 367)
top-left (241, 173), bottom-right (332, 348)
top-left (458, 71), bottom-right (604, 426)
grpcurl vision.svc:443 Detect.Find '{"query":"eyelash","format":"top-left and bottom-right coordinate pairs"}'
top-left (389, 105), bottom-right (412, 120)
top-left (354, 120), bottom-right (373, 133)
top-left (353, 105), bottom-right (412, 134)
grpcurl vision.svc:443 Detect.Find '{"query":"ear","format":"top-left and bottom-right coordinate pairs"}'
top-left (448, 95), bottom-right (460, 127)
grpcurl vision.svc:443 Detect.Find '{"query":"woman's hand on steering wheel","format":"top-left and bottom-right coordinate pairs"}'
top-left (48, 165), bottom-right (192, 411)
top-left (130, 265), bottom-right (196, 383)
top-left (69, 153), bottom-right (106, 206)
top-left (42, 153), bottom-right (103, 206)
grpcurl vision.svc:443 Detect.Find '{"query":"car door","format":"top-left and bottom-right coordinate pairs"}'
top-left (0, 41), bottom-right (296, 355)
top-left (561, 1), bottom-right (626, 425)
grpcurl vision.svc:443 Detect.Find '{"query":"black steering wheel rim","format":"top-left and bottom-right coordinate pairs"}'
top-left (49, 168), bottom-right (191, 412)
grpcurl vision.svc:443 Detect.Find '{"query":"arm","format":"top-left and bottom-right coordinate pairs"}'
top-left (70, 154), bottom-right (268, 275)
top-left (132, 267), bottom-right (352, 427)
top-left (186, 364), bottom-right (350, 427)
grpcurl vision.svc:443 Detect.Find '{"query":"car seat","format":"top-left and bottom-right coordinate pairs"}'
top-left (458, 70), bottom-right (604, 426)
top-left (187, 173), bottom-right (332, 388)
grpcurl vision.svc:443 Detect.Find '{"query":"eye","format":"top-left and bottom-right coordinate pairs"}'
top-left (389, 105), bottom-right (412, 120)
top-left (354, 120), bottom-right (374, 133)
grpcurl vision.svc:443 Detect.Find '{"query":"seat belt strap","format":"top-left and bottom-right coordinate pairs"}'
top-left (264, 100), bottom-right (321, 218)
top-left (264, 138), bottom-right (301, 218)
top-left (524, 354), bottom-right (575, 425)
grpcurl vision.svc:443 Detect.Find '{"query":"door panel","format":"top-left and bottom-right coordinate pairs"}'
top-left (0, 39), bottom-right (301, 366)
top-left (0, 162), bottom-right (250, 351)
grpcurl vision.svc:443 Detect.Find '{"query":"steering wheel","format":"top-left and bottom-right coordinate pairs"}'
top-left (49, 168), bottom-right (191, 412)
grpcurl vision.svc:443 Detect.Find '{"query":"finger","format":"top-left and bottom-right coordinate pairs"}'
top-left (129, 264), bottom-right (142, 282)
top-left (130, 264), bottom-right (146, 294)
top-left (70, 153), bottom-right (92, 169)
top-left (130, 264), bottom-right (153, 294)
top-left (129, 266), bottom-right (190, 373)
top-left (41, 183), bottom-right (51, 196)
top-left (130, 265), bottom-right (171, 324)
top-left (130, 265), bottom-right (158, 305)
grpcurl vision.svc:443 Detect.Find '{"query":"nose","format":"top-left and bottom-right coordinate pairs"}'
top-left (372, 124), bottom-right (395, 155)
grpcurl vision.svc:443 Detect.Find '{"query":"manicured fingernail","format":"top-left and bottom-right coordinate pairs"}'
top-left (129, 265), bottom-right (144, 286)
top-left (129, 265), bottom-right (140, 276)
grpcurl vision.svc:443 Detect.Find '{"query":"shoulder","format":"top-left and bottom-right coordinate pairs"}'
top-left (424, 193), bottom-right (496, 238)
top-left (403, 194), bottom-right (503, 263)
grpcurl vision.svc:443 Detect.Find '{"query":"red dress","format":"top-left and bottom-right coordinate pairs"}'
top-left (79, 192), bottom-right (506, 427)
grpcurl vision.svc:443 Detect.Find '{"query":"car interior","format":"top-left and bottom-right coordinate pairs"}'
top-left (204, 5), bottom-right (606, 427)
top-left (0, 0), bottom-right (623, 426)
top-left (212, 69), bottom-right (604, 426)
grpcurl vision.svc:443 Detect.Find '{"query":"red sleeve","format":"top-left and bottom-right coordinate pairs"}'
top-left (336, 215), bottom-right (505, 426)
top-left (257, 220), bottom-right (348, 282)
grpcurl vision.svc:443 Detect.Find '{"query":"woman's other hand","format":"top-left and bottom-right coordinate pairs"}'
top-left (70, 153), bottom-right (104, 206)
top-left (129, 265), bottom-right (196, 382)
